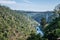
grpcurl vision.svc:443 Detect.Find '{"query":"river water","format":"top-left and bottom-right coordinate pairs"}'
top-left (36, 26), bottom-right (44, 36)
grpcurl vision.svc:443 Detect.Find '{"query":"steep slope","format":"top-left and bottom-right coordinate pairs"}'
top-left (0, 6), bottom-right (38, 40)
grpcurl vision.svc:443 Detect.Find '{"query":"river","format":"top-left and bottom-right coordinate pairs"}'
top-left (36, 25), bottom-right (44, 36)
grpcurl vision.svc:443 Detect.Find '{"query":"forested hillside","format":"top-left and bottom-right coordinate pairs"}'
top-left (0, 5), bottom-right (38, 40)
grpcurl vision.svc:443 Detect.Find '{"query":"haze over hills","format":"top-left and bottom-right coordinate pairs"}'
top-left (17, 10), bottom-right (58, 23)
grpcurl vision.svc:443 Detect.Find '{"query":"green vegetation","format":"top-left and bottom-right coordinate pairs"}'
top-left (43, 4), bottom-right (60, 40)
top-left (40, 17), bottom-right (47, 28)
top-left (0, 5), bottom-right (38, 40)
top-left (43, 17), bottom-right (60, 40)
top-left (0, 4), bottom-right (60, 40)
top-left (54, 4), bottom-right (60, 16)
top-left (27, 33), bottom-right (42, 40)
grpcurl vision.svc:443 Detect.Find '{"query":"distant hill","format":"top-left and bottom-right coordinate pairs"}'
top-left (18, 10), bottom-right (56, 23)
top-left (0, 5), bottom-right (39, 40)
top-left (32, 11), bottom-right (54, 23)
top-left (15, 10), bottom-right (60, 25)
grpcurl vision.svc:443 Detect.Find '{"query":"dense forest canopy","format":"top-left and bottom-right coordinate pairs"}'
top-left (0, 5), bottom-right (39, 40)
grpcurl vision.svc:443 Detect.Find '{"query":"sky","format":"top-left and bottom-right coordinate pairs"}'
top-left (0, 0), bottom-right (60, 12)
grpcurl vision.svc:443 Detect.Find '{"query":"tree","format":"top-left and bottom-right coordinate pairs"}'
top-left (43, 16), bottom-right (60, 40)
top-left (40, 17), bottom-right (47, 28)
top-left (54, 4), bottom-right (60, 17)
top-left (42, 4), bottom-right (60, 40)
top-left (27, 33), bottom-right (42, 40)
